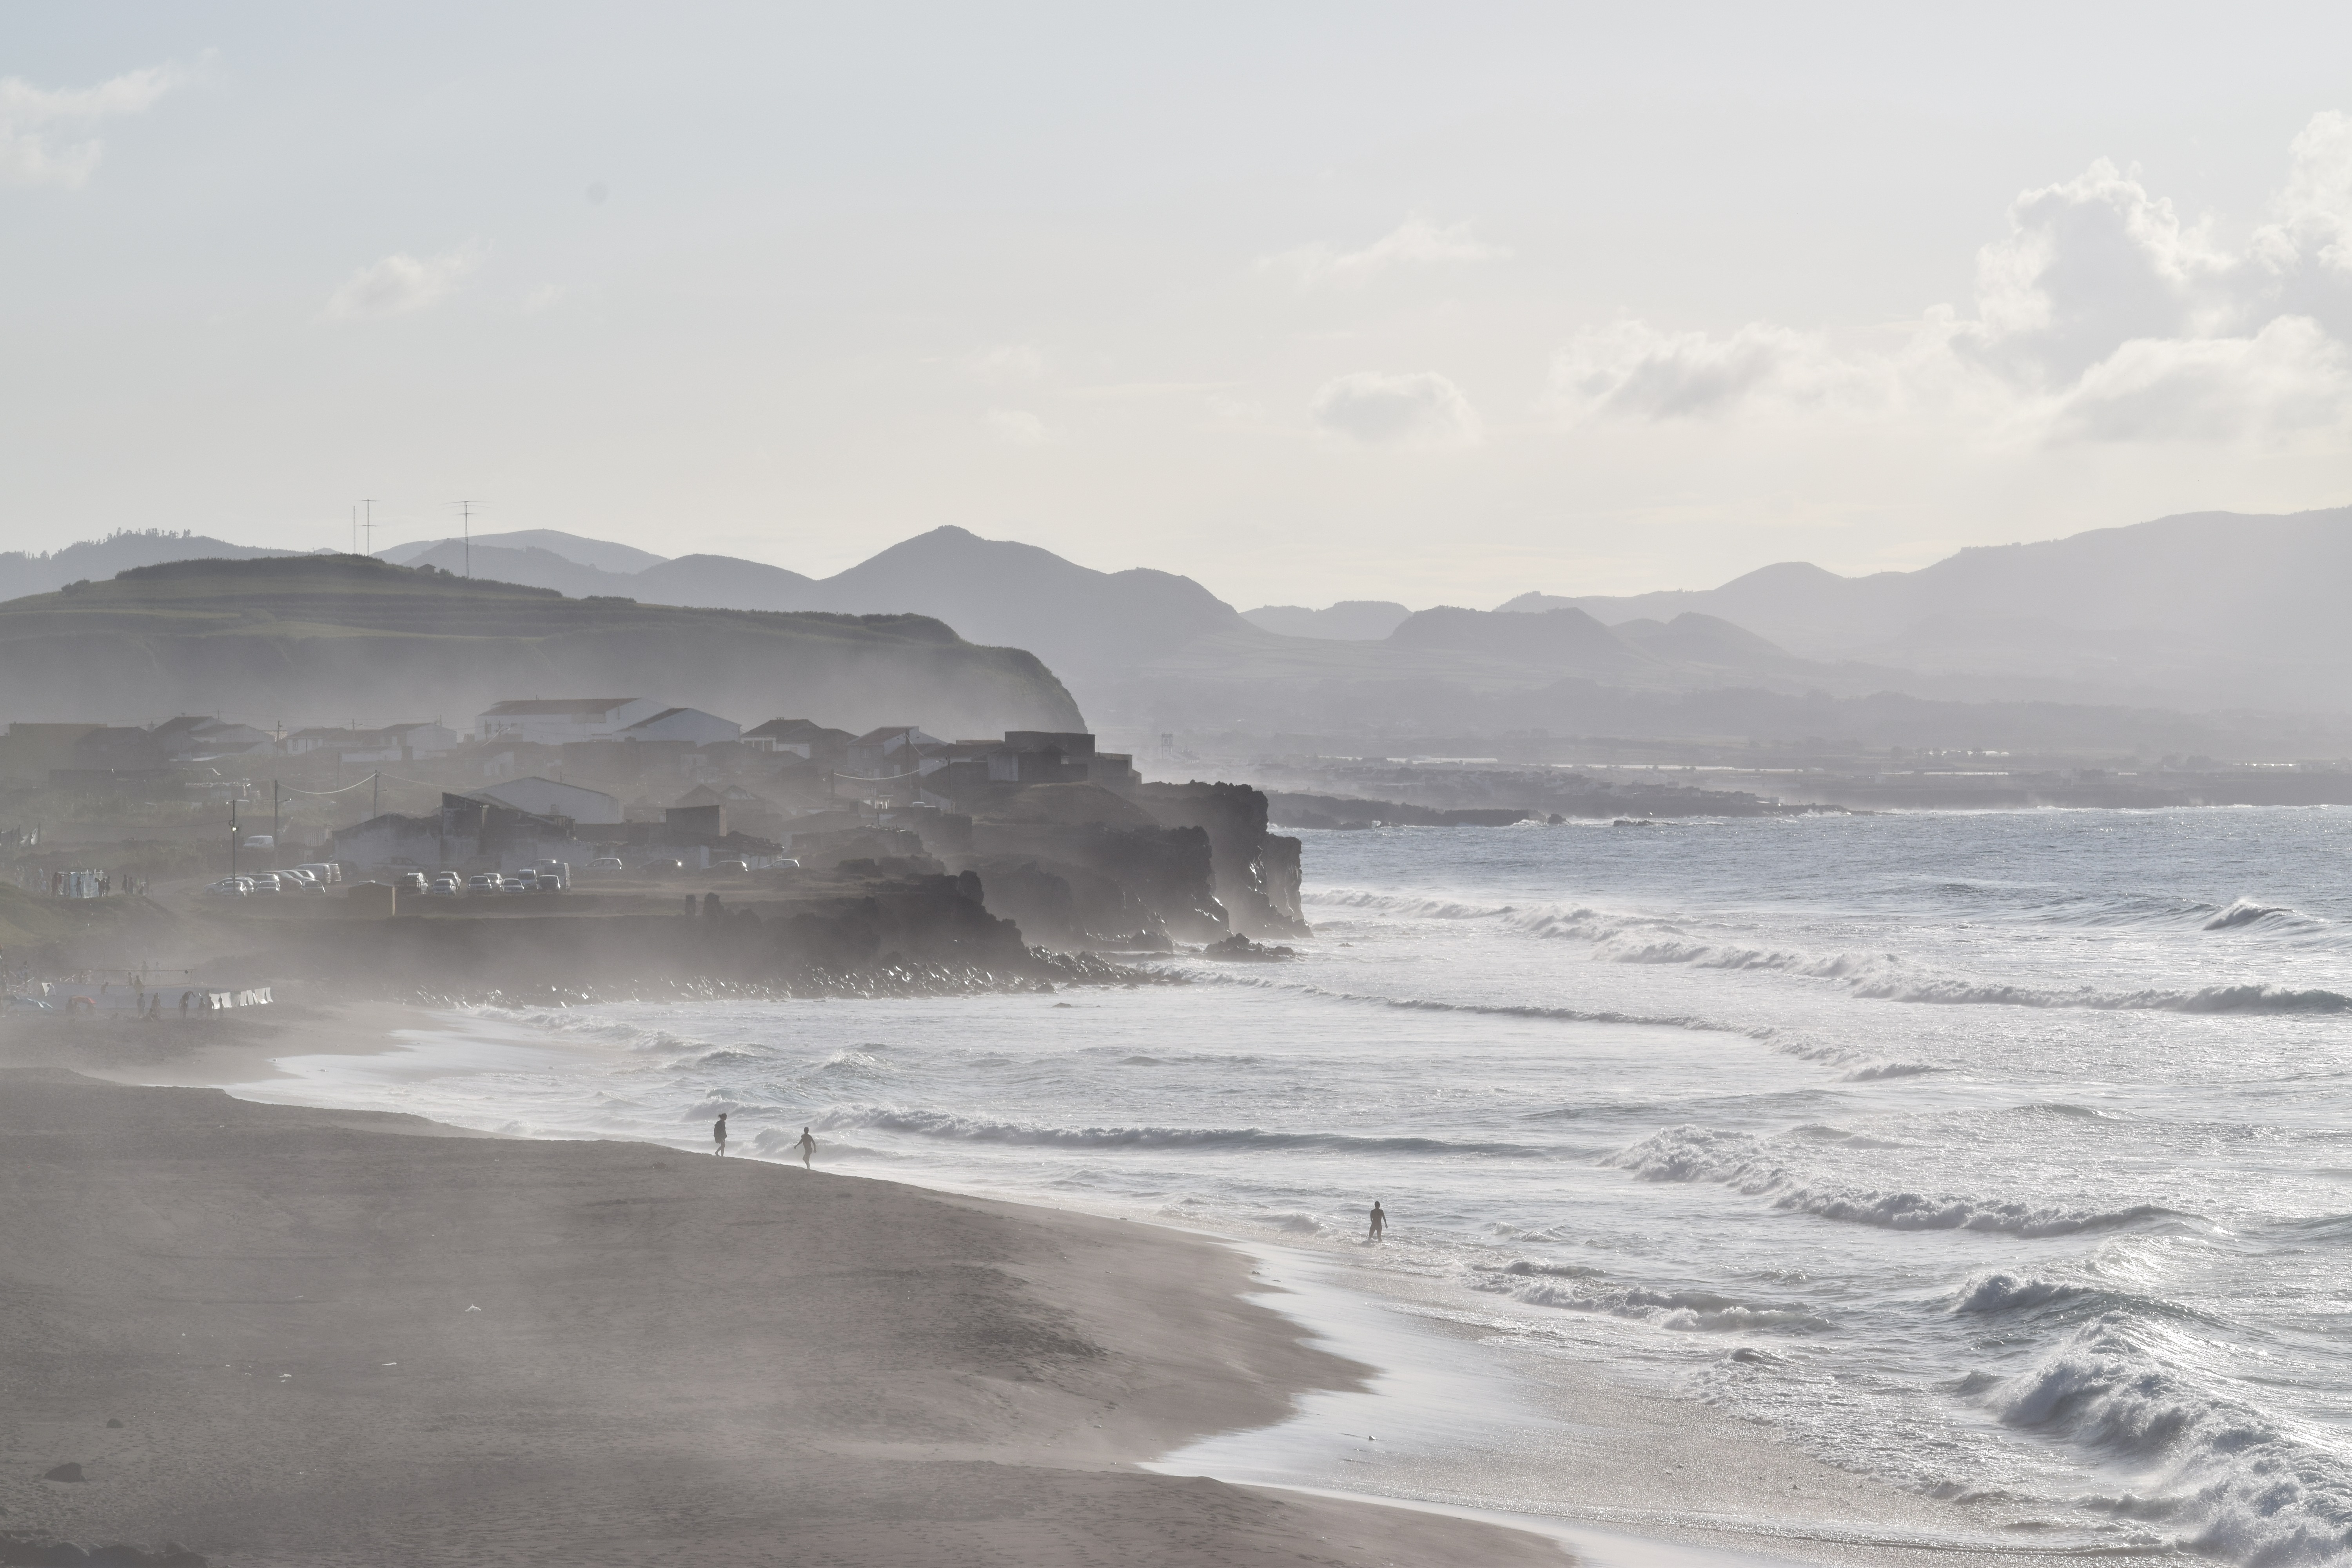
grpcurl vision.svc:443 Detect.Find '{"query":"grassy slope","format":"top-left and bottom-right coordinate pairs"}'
top-left (0, 556), bottom-right (1084, 735)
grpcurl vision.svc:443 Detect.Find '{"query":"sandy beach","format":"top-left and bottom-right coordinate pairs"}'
top-left (0, 1066), bottom-right (1565, 1566)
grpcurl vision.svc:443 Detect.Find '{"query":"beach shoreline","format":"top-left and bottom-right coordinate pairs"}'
top-left (0, 995), bottom-right (2160, 1568)
top-left (0, 1061), bottom-right (1565, 1566)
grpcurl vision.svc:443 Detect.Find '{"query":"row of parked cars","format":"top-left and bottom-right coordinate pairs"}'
top-left (386, 861), bottom-right (570, 896)
top-left (206, 863), bottom-right (342, 897)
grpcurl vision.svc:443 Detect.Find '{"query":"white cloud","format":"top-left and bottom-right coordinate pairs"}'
top-left (2050, 314), bottom-right (2352, 443)
top-left (986, 408), bottom-right (1055, 445)
top-left (1551, 320), bottom-right (1849, 421)
top-left (325, 245), bottom-right (483, 320)
top-left (1260, 215), bottom-right (1509, 286)
top-left (1549, 112), bottom-right (2352, 448)
top-left (521, 283), bottom-right (568, 313)
top-left (2254, 111), bottom-right (2352, 281)
top-left (1310, 371), bottom-right (1481, 448)
top-left (0, 65), bottom-right (180, 189)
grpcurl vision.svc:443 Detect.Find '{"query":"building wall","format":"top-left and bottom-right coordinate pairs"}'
top-left (477, 777), bottom-right (624, 825)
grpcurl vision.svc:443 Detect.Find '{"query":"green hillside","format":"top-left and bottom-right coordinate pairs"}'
top-left (0, 555), bottom-right (1084, 734)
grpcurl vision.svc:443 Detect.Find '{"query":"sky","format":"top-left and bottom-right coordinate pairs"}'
top-left (7, 2), bottom-right (2352, 610)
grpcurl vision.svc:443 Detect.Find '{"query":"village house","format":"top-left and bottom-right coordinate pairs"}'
top-left (148, 715), bottom-right (274, 761)
top-left (742, 718), bottom-right (853, 762)
top-left (332, 793), bottom-right (598, 875)
top-left (279, 722), bottom-right (460, 762)
top-left (844, 726), bottom-right (944, 780)
top-left (475, 697), bottom-right (666, 746)
top-left (615, 707), bottom-right (740, 746)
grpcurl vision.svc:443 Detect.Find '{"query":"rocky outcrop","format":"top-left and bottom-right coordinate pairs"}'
top-left (1127, 782), bottom-right (1308, 938)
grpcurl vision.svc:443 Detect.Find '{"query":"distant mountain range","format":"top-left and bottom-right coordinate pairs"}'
top-left (1501, 507), bottom-right (2352, 713)
top-left (5, 506), bottom-right (2349, 750)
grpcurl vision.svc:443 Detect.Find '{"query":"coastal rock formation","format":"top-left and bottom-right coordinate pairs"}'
top-left (1127, 783), bottom-right (1307, 939)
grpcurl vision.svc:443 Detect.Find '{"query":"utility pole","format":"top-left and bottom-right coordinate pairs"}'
top-left (229, 800), bottom-right (239, 878)
top-left (350, 504), bottom-right (357, 556)
top-left (272, 780), bottom-right (280, 863)
top-left (372, 771), bottom-right (380, 822)
top-left (451, 500), bottom-right (477, 578)
top-left (361, 499), bottom-right (379, 558)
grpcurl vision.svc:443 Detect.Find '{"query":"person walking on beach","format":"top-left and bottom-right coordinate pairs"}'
top-left (1367, 1201), bottom-right (1386, 1243)
top-left (713, 1112), bottom-right (728, 1157)
top-left (795, 1126), bottom-right (817, 1170)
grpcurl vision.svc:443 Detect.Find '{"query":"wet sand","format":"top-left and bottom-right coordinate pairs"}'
top-left (0, 1069), bottom-right (1563, 1566)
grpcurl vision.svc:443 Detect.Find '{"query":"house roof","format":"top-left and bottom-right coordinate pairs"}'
top-left (619, 707), bottom-right (738, 733)
top-left (852, 726), bottom-right (937, 745)
top-left (481, 698), bottom-right (641, 718)
top-left (745, 717), bottom-right (825, 739)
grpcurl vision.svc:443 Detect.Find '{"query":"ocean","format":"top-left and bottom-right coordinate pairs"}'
top-left (238, 807), bottom-right (2352, 1566)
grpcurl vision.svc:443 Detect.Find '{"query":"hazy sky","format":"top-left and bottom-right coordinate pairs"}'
top-left (9, 3), bottom-right (2352, 608)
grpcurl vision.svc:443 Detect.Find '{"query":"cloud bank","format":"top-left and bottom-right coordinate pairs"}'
top-left (1551, 112), bottom-right (2352, 449)
top-left (326, 245), bottom-right (483, 320)
top-left (0, 66), bottom-right (179, 189)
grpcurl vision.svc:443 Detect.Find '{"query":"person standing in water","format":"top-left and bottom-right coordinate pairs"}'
top-left (1367, 1201), bottom-right (1385, 1242)
top-left (795, 1127), bottom-right (817, 1169)
top-left (713, 1112), bottom-right (728, 1157)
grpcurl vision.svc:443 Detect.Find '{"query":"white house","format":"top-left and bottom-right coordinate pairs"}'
top-left (476, 698), bottom-right (666, 745)
top-left (474, 775), bottom-right (624, 825)
top-left (616, 707), bottom-right (740, 746)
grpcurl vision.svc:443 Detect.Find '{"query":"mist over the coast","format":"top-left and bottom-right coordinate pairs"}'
top-left (8, 8), bottom-right (2352, 1568)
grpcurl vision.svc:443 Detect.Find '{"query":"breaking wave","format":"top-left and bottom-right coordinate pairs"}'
top-left (1471, 1266), bottom-right (1833, 1333)
top-left (1610, 1126), bottom-right (2200, 1238)
top-left (1979, 1319), bottom-right (2352, 1566)
top-left (822, 1106), bottom-right (1553, 1158)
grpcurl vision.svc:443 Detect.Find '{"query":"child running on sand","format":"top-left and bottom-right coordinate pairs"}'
top-left (795, 1127), bottom-right (817, 1169)
top-left (713, 1112), bottom-right (728, 1156)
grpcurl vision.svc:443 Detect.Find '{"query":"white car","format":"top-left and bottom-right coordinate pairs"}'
top-left (587, 856), bottom-right (626, 874)
top-left (206, 876), bottom-right (253, 897)
top-left (466, 873), bottom-right (503, 895)
top-left (248, 872), bottom-right (285, 893)
top-left (428, 874), bottom-right (462, 897)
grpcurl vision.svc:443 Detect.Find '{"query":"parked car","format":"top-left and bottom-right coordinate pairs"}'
top-left (429, 873), bottom-right (462, 897)
top-left (281, 868), bottom-right (323, 891)
top-left (531, 860), bottom-right (570, 891)
top-left (206, 876), bottom-right (253, 897)
top-left (392, 872), bottom-right (428, 894)
top-left (248, 872), bottom-right (285, 893)
top-left (714, 858), bottom-right (750, 874)
top-left (504, 870), bottom-right (539, 893)
top-left (466, 873), bottom-right (503, 895)
top-left (295, 862), bottom-right (342, 885)
top-left (587, 856), bottom-right (625, 874)
top-left (642, 858), bottom-right (686, 875)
